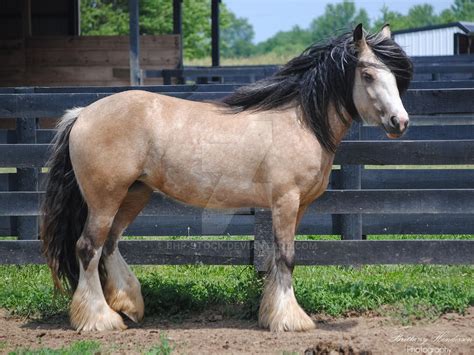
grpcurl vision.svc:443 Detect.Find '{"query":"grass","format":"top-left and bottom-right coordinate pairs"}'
top-left (9, 340), bottom-right (101, 355)
top-left (144, 334), bottom-right (173, 355)
top-left (0, 235), bottom-right (473, 324)
top-left (364, 165), bottom-right (474, 170)
top-left (8, 337), bottom-right (173, 355)
top-left (185, 53), bottom-right (292, 66)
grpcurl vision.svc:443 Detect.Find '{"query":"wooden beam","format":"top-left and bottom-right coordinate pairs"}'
top-left (2, 189), bottom-right (474, 217)
top-left (0, 89), bottom-right (473, 118)
top-left (340, 123), bottom-right (362, 240)
top-left (13, 88), bottom-right (38, 240)
top-left (211, 0), bottom-right (220, 67)
top-left (253, 209), bottom-right (273, 272)
top-left (173, 0), bottom-right (183, 68)
top-left (1, 240), bottom-right (473, 265)
top-left (1, 139), bottom-right (473, 168)
top-left (22, 0), bottom-right (32, 38)
top-left (128, 0), bottom-right (141, 85)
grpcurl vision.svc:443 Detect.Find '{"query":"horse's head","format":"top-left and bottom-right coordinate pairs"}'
top-left (352, 24), bottom-right (412, 138)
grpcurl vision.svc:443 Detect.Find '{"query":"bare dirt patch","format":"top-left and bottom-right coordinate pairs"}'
top-left (0, 308), bottom-right (473, 354)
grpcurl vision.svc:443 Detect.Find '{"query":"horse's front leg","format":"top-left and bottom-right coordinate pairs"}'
top-left (258, 191), bottom-right (315, 332)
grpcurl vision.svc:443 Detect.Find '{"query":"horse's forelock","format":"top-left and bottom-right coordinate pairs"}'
top-left (366, 34), bottom-right (413, 94)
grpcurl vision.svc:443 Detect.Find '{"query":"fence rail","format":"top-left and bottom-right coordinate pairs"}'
top-left (2, 239), bottom-right (473, 266)
top-left (140, 55), bottom-right (474, 84)
top-left (0, 83), bottom-right (473, 268)
top-left (0, 88), bottom-right (473, 118)
top-left (1, 140), bottom-right (473, 168)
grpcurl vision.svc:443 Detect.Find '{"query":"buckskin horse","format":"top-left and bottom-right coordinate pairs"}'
top-left (41, 24), bottom-right (412, 332)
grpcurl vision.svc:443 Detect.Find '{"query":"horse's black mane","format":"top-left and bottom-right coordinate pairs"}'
top-left (221, 29), bottom-right (413, 152)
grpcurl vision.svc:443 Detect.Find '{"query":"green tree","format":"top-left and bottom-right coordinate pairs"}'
top-left (221, 12), bottom-right (255, 58)
top-left (405, 4), bottom-right (442, 27)
top-left (451, 0), bottom-right (474, 19)
top-left (373, 1), bottom-right (474, 32)
top-left (255, 0), bottom-right (369, 57)
top-left (372, 5), bottom-right (408, 31)
top-left (80, 0), bottom-right (255, 59)
top-left (255, 25), bottom-right (311, 56)
top-left (440, 0), bottom-right (474, 22)
top-left (309, 0), bottom-right (370, 42)
top-left (80, 0), bottom-right (129, 35)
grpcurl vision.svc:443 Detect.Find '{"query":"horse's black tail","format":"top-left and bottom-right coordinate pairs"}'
top-left (40, 107), bottom-right (87, 293)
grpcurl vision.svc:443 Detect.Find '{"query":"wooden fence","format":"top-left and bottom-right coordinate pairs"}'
top-left (0, 84), bottom-right (473, 268)
top-left (145, 55), bottom-right (474, 85)
top-left (0, 35), bottom-right (180, 87)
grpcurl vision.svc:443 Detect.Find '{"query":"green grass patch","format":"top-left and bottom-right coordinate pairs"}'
top-left (144, 334), bottom-right (173, 355)
top-left (367, 234), bottom-right (474, 240)
top-left (123, 235), bottom-right (253, 241)
top-left (0, 261), bottom-right (472, 324)
top-left (10, 340), bottom-right (101, 355)
top-left (9, 337), bottom-right (174, 355)
top-left (295, 264), bottom-right (473, 321)
top-left (137, 264), bottom-right (262, 319)
top-left (186, 53), bottom-right (292, 66)
top-left (0, 341), bottom-right (7, 351)
top-left (364, 165), bottom-right (474, 170)
top-left (0, 234), bottom-right (472, 322)
top-left (0, 265), bottom-right (69, 318)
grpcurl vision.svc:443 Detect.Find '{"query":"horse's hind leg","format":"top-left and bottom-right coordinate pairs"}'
top-left (102, 181), bottom-right (153, 323)
top-left (258, 192), bottom-right (315, 331)
top-left (71, 196), bottom-right (128, 331)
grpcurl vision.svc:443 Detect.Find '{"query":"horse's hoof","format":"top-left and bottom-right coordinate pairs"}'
top-left (105, 288), bottom-right (144, 324)
top-left (103, 251), bottom-right (144, 323)
top-left (70, 296), bottom-right (127, 331)
top-left (259, 308), bottom-right (315, 332)
top-left (258, 285), bottom-right (316, 332)
top-left (123, 309), bottom-right (144, 323)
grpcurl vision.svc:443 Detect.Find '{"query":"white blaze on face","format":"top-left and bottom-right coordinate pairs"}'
top-left (352, 27), bottom-right (410, 138)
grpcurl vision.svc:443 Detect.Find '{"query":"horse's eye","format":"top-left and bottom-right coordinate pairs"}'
top-left (362, 72), bottom-right (374, 83)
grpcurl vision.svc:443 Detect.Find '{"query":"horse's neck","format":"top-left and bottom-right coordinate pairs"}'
top-left (328, 104), bottom-right (352, 147)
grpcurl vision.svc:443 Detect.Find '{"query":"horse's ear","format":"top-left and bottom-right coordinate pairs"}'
top-left (380, 24), bottom-right (391, 39)
top-left (353, 23), bottom-right (368, 52)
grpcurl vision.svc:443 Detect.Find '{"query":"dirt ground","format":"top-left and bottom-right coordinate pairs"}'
top-left (0, 308), bottom-right (473, 354)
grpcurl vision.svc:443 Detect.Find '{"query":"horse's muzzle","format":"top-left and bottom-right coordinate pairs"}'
top-left (384, 115), bottom-right (409, 139)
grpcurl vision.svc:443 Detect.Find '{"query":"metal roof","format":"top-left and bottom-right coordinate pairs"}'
top-left (393, 22), bottom-right (474, 35)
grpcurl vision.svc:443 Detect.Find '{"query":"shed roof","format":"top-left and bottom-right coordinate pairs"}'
top-left (393, 22), bottom-right (474, 35)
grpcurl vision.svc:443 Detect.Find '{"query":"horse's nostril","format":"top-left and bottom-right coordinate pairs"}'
top-left (390, 116), bottom-right (399, 129)
top-left (403, 120), bottom-right (409, 129)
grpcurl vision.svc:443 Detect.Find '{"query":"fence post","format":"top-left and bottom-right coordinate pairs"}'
top-left (340, 122), bottom-right (362, 240)
top-left (172, 0), bottom-right (183, 69)
top-left (128, 0), bottom-right (141, 86)
top-left (14, 87), bottom-right (39, 240)
top-left (253, 209), bottom-right (273, 273)
top-left (211, 0), bottom-right (221, 67)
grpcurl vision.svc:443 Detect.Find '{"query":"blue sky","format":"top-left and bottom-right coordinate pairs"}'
top-left (225, 0), bottom-right (455, 43)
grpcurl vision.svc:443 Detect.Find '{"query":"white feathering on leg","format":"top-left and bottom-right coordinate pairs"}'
top-left (70, 247), bottom-right (126, 331)
top-left (258, 257), bottom-right (315, 332)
